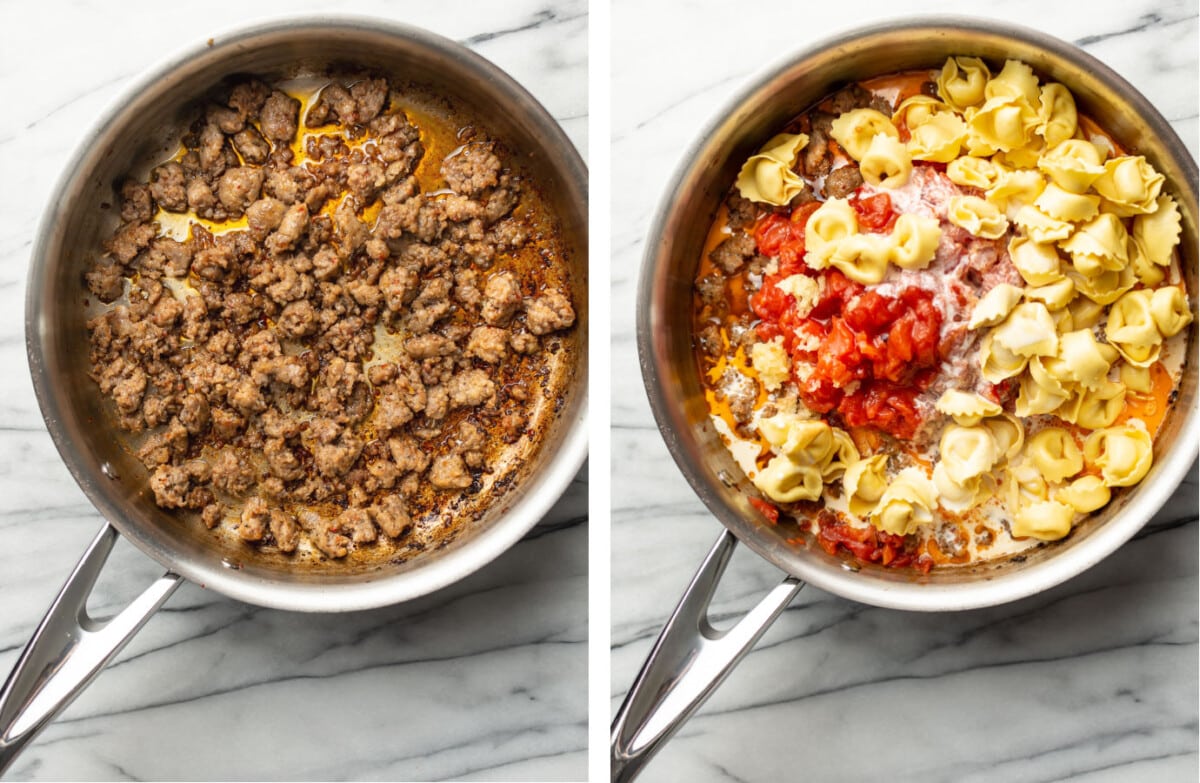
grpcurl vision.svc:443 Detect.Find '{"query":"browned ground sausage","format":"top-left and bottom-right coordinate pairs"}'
top-left (84, 74), bottom-right (575, 559)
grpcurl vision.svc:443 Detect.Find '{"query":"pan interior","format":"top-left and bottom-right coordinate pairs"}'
top-left (27, 20), bottom-right (587, 609)
top-left (640, 19), bottom-right (1197, 610)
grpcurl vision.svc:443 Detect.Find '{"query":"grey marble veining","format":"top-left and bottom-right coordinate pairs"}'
top-left (611, 1), bottom-right (1198, 781)
top-left (0, 1), bottom-right (587, 780)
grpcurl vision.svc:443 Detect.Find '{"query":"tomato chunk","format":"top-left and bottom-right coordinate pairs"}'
top-left (849, 192), bottom-right (897, 233)
top-left (768, 274), bottom-right (941, 439)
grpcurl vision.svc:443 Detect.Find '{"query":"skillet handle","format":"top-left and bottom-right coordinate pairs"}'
top-left (0, 522), bottom-right (181, 775)
top-left (610, 529), bottom-right (803, 782)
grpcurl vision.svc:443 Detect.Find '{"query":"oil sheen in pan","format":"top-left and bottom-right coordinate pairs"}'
top-left (86, 73), bottom-right (580, 569)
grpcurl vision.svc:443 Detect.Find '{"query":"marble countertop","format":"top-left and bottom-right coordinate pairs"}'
top-left (611, 1), bottom-right (1198, 781)
top-left (0, 1), bottom-right (586, 780)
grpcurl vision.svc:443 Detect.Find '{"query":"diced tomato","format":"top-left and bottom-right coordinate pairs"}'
top-left (850, 192), bottom-right (896, 233)
top-left (754, 213), bottom-right (792, 258)
top-left (842, 289), bottom-right (902, 333)
top-left (749, 497), bottom-right (780, 524)
top-left (753, 265), bottom-right (941, 439)
top-left (755, 202), bottom-right (823, 277)
top-left (790, 200), bottom-right (822, 228)
top-left (816, 519), bottom-right (921, 568)
top-left (798, 373), bottom-right (842, 413)
top-left (816, 518), bottom-right (923, 570)
top-left (809, 270), bottom-right (864, 320)
top-left (837, 383), bottom-right (922, 440)
top-left (749, 274), bottom-right (792, 323)
top-left (777, 243), bottom-right (807, 277)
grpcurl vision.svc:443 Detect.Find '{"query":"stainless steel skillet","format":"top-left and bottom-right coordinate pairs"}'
top-left (0, 15), bottom-right (588, 772)
top-left (614, 18), bottom-right (1197, 781)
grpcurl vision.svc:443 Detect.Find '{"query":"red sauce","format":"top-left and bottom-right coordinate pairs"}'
top-left (816, 517), bottom-right (933, 572)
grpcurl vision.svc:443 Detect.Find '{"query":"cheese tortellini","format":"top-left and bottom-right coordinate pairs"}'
top-left (1133, 195), bottom-right (1182, 265)
top-left (1092, 155), bottom-right (1165, 216)
top-left (1011, 498), bottom-right (1075, 541)
top-left (1084, 422), bottom-right (1153, 487)
top-left (870, 468), bottom-right (937, 536)
top-left (1106, 289), bottom-right (1163, 366)
top-left (1038, 139), bottom-right (1105, 193)
top-left (829, 109), bottom-right (899, 161)
top-left (1055, 475), bottom-right (1111, 513)
top-left (935, 390), bottom-right (1003, 425)
top-left (948, 195), bottom-right (1009, 239)
top-left (735, 133), bottom-right (810, 206)
top-left (1026, 428), bottom-right (1083, 483)
top-left (751, 414), bottom-right (859, 504)
top-left (843, 454), bottom-right (889, 516)
top-left (803, 198), bottom-right (939, 283)
top-left (859, 134), bottom-right (913, 188)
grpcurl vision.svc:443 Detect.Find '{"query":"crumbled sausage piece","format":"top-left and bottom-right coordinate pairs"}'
top-left (404, 333), bottom-right (458, 359)
top-left (453, 420), bottom-right (487, 468)
top-left (300, 511), bottom-right (351, 559)
top-left (709, 233), bottom-right (756, 274)
top-left (429, 453), bottom-right (472, 490)
top-left (306, 84), bottom-right (356, 127)
top-left (481, 271), bottom-right (521, 326)
top-left (149, 465), bottom-right (191, 508)
top-left (338, 507), bottom-right (377, 544)
top-left (725, 192), bottom-right (758, 231)
top-left (208, 104), bottom-right (244, 134)
top-left (499, 410), bottom-right (526, 442)
top-left (379, 265), bottom-right (419, 311)
top-left (824, 165), bottom-right (864, 198)
top-left (211, 449), bottom-right (257, 494)
top-left (149, 162), bottom-right (188, 212)
top-left (447, 369), bottom-right (495, 409)
top-left (217, 167), bottom-right (265, 215)
top-left (278, 300), bottom-right (318, 337)
top-left (179, 393), bottom-right (210, 435)
top-left (186, 178), bottom-right (219, 218)
top-left (441, 143), bottom-right (501, 196)
top-left (346, 161), bottom-right (386, 201)
top-left (510, 331), bottom-right (539, 354)
top-left (239, 497), bottom-right (270, 542)
top-left (309, 430), bottom-right (363, 478)
top-left (246, 197), bottom-right (285, 235)
top-left (350, 78), bottom-right (389, 123)
top-left (369, 494), bottom-right (412, 538)
top-left (119, 181), bottom-right (153, 224)
top-left (202, 502), bottom-right (224, 529)
top-left (264, 167), bottom-right (304, 204)
top-left (266, 203), bottom-right (309, 254)
top-left (233, 127), bottom-right (271, 164)
top-left (388, 435), bottom-right (430, 475)
top-left (269, 510), bottom-right (300, 552)
top-left (85, 261), bottom-right (126, 303)
top-left (264, 438), bottom-right (305, 481)
top-left (466, 326), bottom-right (508, 363)
top-left (259, 90), bottom-right (300, 142)
top-left (525, 289), bottom-right (576, 335)
top-left (368, 362), bottom-right (397, 386)
top-left (106, 221), bottom-right (157, 264)
top-left (332, 200), bottom-right (369, 258)
top-left (145, 237), bottom-right (194, 278)
top-left (228, 79), bottom-right (272, 119)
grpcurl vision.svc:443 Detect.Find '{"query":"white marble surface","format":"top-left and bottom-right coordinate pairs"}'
top-left (612, 1), bottom-right (1198, 781)
top-left (0, 1), bottom-right (586, 780)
